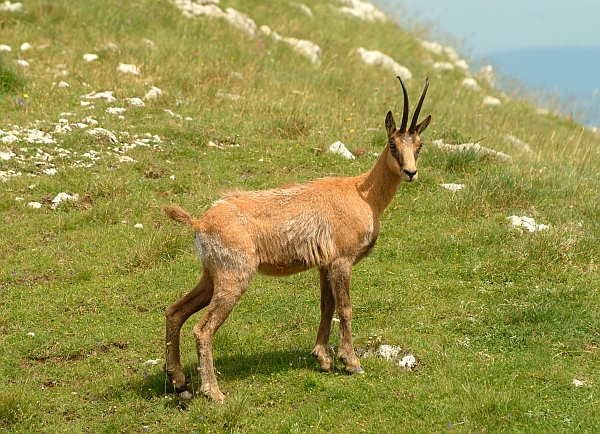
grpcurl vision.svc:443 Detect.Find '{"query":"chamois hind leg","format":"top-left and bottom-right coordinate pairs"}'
top-left (165, 272), bottom-right (214, 390)
top-left (329, 259), bottom-right (364, 374)
top-left (311, 267), bottom-right (336, 371)
top-left (194, 269), bottom-right (252, 403)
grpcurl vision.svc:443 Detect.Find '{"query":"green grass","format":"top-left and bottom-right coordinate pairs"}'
top-left (1, 0), bottom-right (599, 432)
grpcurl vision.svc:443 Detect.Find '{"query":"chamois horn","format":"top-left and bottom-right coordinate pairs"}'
top-left (397, 75), bottom-right (409, 133)
top-left (409, 77), bottom-right (430, 133)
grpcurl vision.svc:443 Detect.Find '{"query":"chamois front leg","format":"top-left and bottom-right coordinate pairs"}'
top-left (165, 272), bottom-right (214, 390)
top-left (311, 267), bottom-right (336, 371)
top-left (329, 259), bottom-right (364, 374)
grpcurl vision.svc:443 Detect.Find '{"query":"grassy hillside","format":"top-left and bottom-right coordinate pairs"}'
top-left (1, 0), bottom-right (599, 432)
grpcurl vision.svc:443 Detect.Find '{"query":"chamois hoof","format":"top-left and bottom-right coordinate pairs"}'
top-left (166, 370), bottom-right (187, 391)
top-left (311, 348), bottom-right (333, 372)
top-left (348, 366), bottom-right (365, 375)
top-left (203, 389), bottom-right (226, 404)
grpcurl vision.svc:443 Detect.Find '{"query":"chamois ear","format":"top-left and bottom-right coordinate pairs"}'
top-left (385, 111), bottom-right (396, 137)
top-left (415, 115), bottom-right (431, 135)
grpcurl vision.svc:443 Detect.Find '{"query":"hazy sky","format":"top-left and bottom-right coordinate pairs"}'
top-left (373, 0), bottom-right (600, 55)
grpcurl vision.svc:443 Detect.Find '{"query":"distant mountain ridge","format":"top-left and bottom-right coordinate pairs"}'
top-left (488, 46), bottom-right (600, 125)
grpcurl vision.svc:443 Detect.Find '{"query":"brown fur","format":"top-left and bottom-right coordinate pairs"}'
top-left (164, 78), bottom-right (431, 402)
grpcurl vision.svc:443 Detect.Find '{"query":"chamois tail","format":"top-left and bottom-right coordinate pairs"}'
top-left (164, 205), bottom-right (195, 228)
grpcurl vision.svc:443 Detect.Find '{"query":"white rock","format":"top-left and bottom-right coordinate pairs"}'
top-left (1, 170), bottom-right (22, 182)
top-left (572, 379), bottom-right (585, 387)
top-left (504, 134), bottom-right (533, 154)
top-left (223, 7), bottom-right (258, 37)
top-left (57, 81), bottom-right (70, 88)
top-left (82, 90), bottom-right (117, 103)
top-left (507, 215), bottom-right (550, 233)
top-left (164, 109), bottom-right (183, 118)
top-left (43, 168), bottom-right (57, 176)
top-left (0, 1), bottom-right (23, 12)
top-left (175, 3), bottom-right (257, 37)
top-left (374, 345), bottom-right (402, 360)
top-left (107, 107), bottom-right (127, 114)
top-left (0, 44), bottom-right (11, 51)
top-left (27, 202), bottom-right (43, 209)
top-left (433, 61), bottom-right (454, 71)
top-left (83, 53), bottom-right (99, 62)
top-left (261, 25), bottom-right (322, 64)
top-left (398, 354), bottom-right (416, 370)
top-left (260, 24), bottom-right (274, 37)
top-left (16, 59), bottom-right (29, 67)
top-left (0, 150), bottom-right (14, 160)
top-left (144, 358), bottom-right (160, 364)
top-left (23, 129), bottom-right (56, 144)
top-left (15, 197), bottom-right (24, 201)
top-left (286, 38), bottom-right (322, 65)
top-left (87, 127), bottom-right (117, 142)
top-left (117, 63), bottom-right (141, 76)
top-left (179, 391), bottom-right (194, 400)
top-left (82, 116), bottom-right (98, 125)
top-left (134, 223), bottom-right (144, 229)
top-left (328, 141), bottom-right (355, 160)
top-left (420, 40), bottom-right (443, 55)
top-left (20, 42), bottom-right (32, 51)
top-left (440, 183), bottom-right (465, 192)
top-left (119, 155), bottom-right (136, 163)
top-left (443, 46), bottom-right (459, 61)
top-left (338, 0), bottom-right (387, 22)
top-left (142, 38), bottom-right (158, 50)
top-left (478, 65), bottom-right (495, 87)
top-left (216, 91), bottom-right (242, 101)
top-left (461, 77), bottom-right (481, 92)
top-left (51, 192), bottom-right (79, 209)
top-left (454, 59), bottom-right (469, 70)
top-left (356, 47), bottom-right (411, 80)
top-left (1, 134), bottom-right (20, 144)
top-left (290, 2), bottom-right (313, 18)
top-left (125, 97), bottom-right (145, 107)
top-left (172, 0), bottom-right (224, 18)
top-left (431, 139), bottom-right (512, 163)
top-left (482, 96), bottom-right (501, 107)
top-left (143, 86), bottom-right (163, 100)
top-left (104, 42), bottom-right (119, 51)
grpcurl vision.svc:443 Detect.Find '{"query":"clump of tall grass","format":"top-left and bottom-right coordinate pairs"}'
top-left (0, 56), bottom-right (24, 95)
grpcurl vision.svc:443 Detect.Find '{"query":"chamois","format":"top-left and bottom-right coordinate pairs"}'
top-left (164, 76), bottom-right (431, 402)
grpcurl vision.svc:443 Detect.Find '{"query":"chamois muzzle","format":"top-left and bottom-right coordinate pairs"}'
top-left (403, 169), bottom-right (418, 181)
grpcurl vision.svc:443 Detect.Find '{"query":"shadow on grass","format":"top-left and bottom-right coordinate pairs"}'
top-left (131, 347), bottom-right (322, 399)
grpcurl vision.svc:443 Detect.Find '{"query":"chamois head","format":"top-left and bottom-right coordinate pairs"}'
top-left (385, 76), bottom-right (431, 182)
